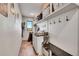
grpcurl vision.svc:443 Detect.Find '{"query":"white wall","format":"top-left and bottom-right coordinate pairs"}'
top-left (0, 3), bottom-right (22, 56)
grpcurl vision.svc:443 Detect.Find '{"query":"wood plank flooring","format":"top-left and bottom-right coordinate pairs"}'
top-left (18, 40), bottom-right (36, 56)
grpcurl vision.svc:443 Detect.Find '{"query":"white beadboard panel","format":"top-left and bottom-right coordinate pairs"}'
top-left (49, 9), bottom-right (78, 55)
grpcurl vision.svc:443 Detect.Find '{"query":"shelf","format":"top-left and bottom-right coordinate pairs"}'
top-left (34, 32), bottom-right (48, 37)
top-left (35, 3), bottom-right (79, 24)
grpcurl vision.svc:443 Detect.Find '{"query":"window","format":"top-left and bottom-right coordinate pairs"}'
top-left (27, 21), bottom-right (33, 31)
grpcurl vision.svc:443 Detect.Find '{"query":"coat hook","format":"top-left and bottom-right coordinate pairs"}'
top-left (66, 16), bottom-right (69, 21)
top-left (54, 21), bottom-right (56, 24)
top-left (50, 22), bottom-right (52, 24)
top-left (59, 18), bottom-right (61, 23)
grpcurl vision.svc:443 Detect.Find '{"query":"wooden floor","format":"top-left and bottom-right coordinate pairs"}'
top-left (18, 40), bottom-right (36, 56)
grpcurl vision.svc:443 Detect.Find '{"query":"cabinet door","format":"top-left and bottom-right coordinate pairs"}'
top-left (36, 37), bottom-right (43, 55)
top-left (33, 35), bottom-right (36, 51)
top-left (32, 25), bottom-right (37, 51)
top-left (37, 21), bottom-right (48, 32)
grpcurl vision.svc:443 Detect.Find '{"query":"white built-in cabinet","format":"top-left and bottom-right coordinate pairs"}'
top-left (36, 37), bottom-right (44, 55)
top-left (33, 3), bottom-right (79, 56)
top-left (33, 21), bottom-right (48, 55)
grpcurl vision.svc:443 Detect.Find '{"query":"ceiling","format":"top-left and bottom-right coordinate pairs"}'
top-left (19, 3), bottom-right (44, 18)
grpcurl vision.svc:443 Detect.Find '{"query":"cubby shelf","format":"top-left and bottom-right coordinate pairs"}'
top-left (35, 3), bottom-right (79, 24)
